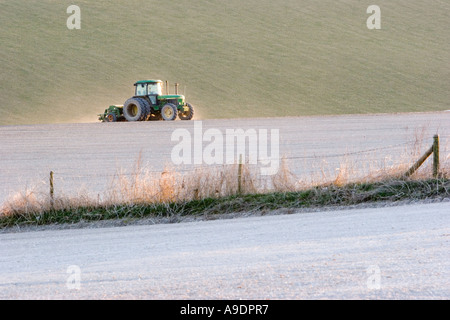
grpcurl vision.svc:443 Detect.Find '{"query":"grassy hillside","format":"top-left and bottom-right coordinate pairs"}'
top-left (0, 0), bottom-right (449, 125)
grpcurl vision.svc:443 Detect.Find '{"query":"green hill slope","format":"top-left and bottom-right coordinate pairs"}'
top-left (1, 0), bottom-right (449, 125)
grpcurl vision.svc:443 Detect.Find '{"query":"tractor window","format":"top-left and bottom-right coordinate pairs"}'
top-left (136, 84), bottom-right (147, 96)
top-left (148, 83), bottom-right (162, 95)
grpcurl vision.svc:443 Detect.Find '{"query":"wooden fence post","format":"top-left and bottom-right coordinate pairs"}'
top-left (50, 171), bottom-right (54, 208)
top-left (404, 135), bottom-right (440, 178)
top-left (433, 134), bottom-right (439, 178)
top-left (404, 147), bottom-right (433, 178)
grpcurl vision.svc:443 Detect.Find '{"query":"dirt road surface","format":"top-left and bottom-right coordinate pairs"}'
top-left (1, 112), bottom-right (449, 205)
top-left (0, 201), bottom-right (448, 299)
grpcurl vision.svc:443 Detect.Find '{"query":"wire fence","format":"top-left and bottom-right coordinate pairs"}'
top-left (1, 134), bottom-right (447, 208)
top-left (43, 134), bottom-right (449, 181)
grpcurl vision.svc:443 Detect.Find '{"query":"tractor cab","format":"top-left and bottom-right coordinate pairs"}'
top-left (134, 80), bottom-right (163, 105)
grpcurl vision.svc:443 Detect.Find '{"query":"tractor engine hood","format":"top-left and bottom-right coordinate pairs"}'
top-left (158, 94), bottom-right (185, 100)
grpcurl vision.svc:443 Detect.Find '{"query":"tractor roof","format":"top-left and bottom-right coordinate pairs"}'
top-left (134, 80), bottom-right (163, 85)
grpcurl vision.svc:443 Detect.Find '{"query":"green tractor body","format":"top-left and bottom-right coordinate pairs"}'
top-left (99, 80), bottom-right (194, 122)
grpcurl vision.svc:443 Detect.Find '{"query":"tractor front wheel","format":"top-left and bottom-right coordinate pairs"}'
top-left (178, 103), bottom-right (194, 120)
top-left (161, 103), bottom-right (177, 121)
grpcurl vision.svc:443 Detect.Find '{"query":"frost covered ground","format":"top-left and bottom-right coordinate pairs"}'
top-left (0, 201), bottom-right (448, 299)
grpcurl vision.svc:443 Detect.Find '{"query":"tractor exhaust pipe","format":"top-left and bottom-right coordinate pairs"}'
top-left (175, 83), bottom-right (179, 95)
top-left (166, 81), bottom-right (169, 95)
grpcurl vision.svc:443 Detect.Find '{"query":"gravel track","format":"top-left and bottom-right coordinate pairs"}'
top-left (0, 201), bottom-right (448, 299)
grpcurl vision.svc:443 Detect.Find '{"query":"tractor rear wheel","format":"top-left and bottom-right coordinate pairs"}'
top-left (123, 98), bottom-right (150, 121)
top-left (178, 103), bottom-right (194, 120)
top-left (161, 103), bottom-right (177, 121)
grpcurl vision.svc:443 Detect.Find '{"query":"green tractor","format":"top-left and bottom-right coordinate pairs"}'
top-left (99, 80), bottom-right (194, 122)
